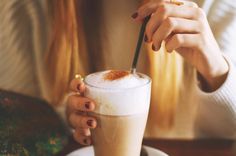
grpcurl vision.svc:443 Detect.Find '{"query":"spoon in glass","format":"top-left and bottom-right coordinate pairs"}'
top-left (131, 15), bottom-right (151, 74)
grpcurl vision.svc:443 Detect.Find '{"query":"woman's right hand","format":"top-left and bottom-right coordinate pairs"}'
top-left (66, 77), bottom-right (97, 145)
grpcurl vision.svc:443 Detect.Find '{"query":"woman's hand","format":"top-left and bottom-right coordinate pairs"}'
top-left (132, 0), bottom-right (229, 91)
top-left (66, 77), bottom-right (97, 145)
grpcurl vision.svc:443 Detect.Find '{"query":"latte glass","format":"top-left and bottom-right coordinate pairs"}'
top-left (84, 71), bottom-right (151, 156)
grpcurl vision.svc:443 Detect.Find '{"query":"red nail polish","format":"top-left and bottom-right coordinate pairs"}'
top-left (83, 138), bottom-right (88, 144)
top-left (152, 44), bottom-right (157, 51)
top-left (87, 119), bottom-right (93, 127)
top-left (77, 84), bottom-right (81, 91)
top-left (85, 102), bottom-right (90, 109)
top-left (144, 35), bottom-right (148, 42)
top-left (131, 12), bottom-right (138, 19)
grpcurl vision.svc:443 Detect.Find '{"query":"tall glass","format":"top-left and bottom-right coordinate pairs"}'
top-left (84, 71), bottom-right (151, 156)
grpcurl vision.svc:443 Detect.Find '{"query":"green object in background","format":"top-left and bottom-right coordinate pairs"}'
top-left (0, 90), bottom-right (69, 156)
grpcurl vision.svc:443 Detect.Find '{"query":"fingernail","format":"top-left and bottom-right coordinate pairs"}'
top-left (85, 101), bottom-right (91, 109)
top-left (83, 138), bottom-right (88, 145)
top-left (144, 35), bottom-right (148, 42)
top-left (131, 12), bottom-right (138, 19)
top-left (77, 84), bottom-right (81, 91)
top-left (152, 44), bottom-right (157, 51)
top-left (87, 119), bottom-right (94, 127)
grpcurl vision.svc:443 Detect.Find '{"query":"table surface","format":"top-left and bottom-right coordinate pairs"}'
top-left (56, 137), bottom-right (236, 156)
top-left (143, 139), bottom-right (236, 156)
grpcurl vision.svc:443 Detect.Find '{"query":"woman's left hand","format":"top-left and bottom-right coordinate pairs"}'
top-left (132, 0), bottom-right (229, 91)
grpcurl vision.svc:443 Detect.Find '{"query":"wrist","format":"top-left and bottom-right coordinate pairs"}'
top-left (198, 57), bottom-right (229, 92)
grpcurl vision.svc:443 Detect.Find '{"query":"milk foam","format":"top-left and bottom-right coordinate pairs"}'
top-left (84, 70), bottom-right (151, 116)
top-left (85, 70), bottom-right (149, 89)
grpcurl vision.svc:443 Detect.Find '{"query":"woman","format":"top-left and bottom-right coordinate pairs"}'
top-left (66, 0), bottom-right (236, 145)
top-left (1, 0), bottom-right (236, 146)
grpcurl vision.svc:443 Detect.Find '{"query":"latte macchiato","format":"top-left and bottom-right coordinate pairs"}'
top-left (85, 70), bottom-right (151, 156)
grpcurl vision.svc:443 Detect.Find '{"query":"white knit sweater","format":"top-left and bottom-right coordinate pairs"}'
top-left (0, 0), bottom-right (50, 100)
top-left (0, 0), bottom-right (236, 138)
top-left (191, 0), bottom-right (236, 138)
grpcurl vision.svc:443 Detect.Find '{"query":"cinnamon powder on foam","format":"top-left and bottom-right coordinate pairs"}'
top-left (103, 70), bottom-right (130, 81)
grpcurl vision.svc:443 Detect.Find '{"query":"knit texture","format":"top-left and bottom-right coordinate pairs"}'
top-left (193, 0), bottom-right (236, 138)
top-left (195, 56), bottom-right (236, 138)
top-left (0, 0), bottom-right (50, 99)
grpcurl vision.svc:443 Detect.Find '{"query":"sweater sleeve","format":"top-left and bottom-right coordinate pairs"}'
top-left (194, 56), bottom-right (236, 138)
top-left (194, 0), bottom-right (236, 138)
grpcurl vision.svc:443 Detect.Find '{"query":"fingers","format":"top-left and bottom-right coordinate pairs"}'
top-left (67, 94), bottom-right (97, 146)
top-left (70, 77), bottom-right (86, 93)
top-left (133, 1), bottom-right (199, 21)
top-left (145, 4), bottom-right (205, 42)
top-left (73, 128), bottom-right (92, 145)
top-left (165, 34), bottom-right (203, 52)
top-left (69, 112), bottom-right (97, 129)
top-left (152, 17), bottom-right (201, 51)
top-left (67, 95), bottom-right (95, 113)
top-left (68, 76), bottom-right (97, 145)
top-left (132, 1), bottom-right (164, 21)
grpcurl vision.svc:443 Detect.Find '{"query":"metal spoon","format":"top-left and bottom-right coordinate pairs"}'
top-left (131, 15), bottom-right (151, 74)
